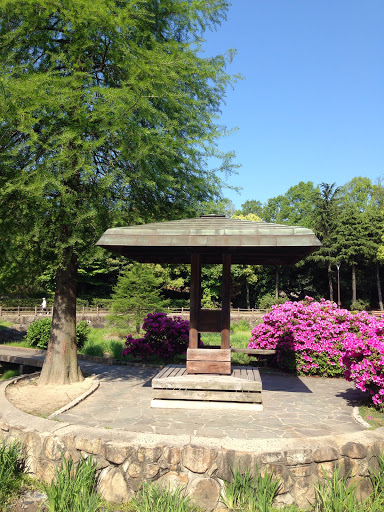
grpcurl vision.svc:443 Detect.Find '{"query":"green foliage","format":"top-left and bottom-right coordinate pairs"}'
top-left (0, 0), bottom-right (237, 284)
top-left (367, 453), bottom-right (384, 509)
top-left (314, 465), bottom-right (362, 512)
top-left (0, 441), bottom-right (24, 511)
top-left (108, 263), bottom-right (169, 333)
top-left (350, 299), bottom-right (370, 312)
top-left (43, 454), bottom-right (100, 512)
top-left (25, 319), bottom-right (90, 349)
top-left (258, 293), bottom-right (287, 309)
top-left (0, 369), bottom-right (20, 381)
top-left (132, 482), bottom-right (198, 512)
top-left (222, 464), bottom-right (281, 512)
top-left (81, 343), bottom-right (105, 358)
top-left (0, 0), bottom-right (237, 380)
top-left (25, 318), bottom-right (52, 349)
top-left (75, 321), bottom-right (91, 349)
top-left (230, 319), bottom-right (251, 332)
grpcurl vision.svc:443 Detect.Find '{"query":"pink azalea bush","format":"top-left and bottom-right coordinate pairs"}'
top-left (341, 331), bottom-right (384, 407)
top-left (122, 312), bottom-right (190, 361)
top-left (248, 297), bottom-right (384, 407)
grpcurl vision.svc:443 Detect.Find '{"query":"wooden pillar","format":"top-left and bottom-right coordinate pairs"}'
top-left (221, 253), bottom-right (231, 349)
top-left (189, 253), bottom-right (201, 349)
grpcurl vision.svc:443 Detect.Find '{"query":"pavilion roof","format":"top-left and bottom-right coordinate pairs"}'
top-left (96, 215), bottom-right (321, 265)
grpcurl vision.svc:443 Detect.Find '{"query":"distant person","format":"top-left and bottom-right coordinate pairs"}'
top-left (40, 297), bottom-right (47, 315)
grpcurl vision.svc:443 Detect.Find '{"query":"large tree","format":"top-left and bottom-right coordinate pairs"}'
top-left (0, 0), bottom-right (237, 384)
top-left (311, 183), bottom-right (341, 301)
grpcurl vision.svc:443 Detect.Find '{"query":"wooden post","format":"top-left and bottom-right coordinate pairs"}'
top-left (17, 306), bottom-right (20, 316)
top-left (35, 306), bottom-right (37, 316)
top-left (221, 253), bottom-right (231, 350)
top-left (189, 253), bottom-right (201, 349)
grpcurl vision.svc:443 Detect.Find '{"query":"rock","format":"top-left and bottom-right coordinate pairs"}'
top-left (98, 467), bottom-right (132, 503)
top-left (291, 475), bottom-right (317, 510)
top-left (75, 436), bottom-right (103, 455)
top-left (340, 442), bottom-right (367, 459)
top-left (313, 446), bottom-right (339, 463)
top-left (44, 437), bottom-right (65, 460)
top-left (163, 446), bottom-right (181, 465)
top-left (259, 451), bottom-right (286, 464)
top-left (265, 463), bottom-right (294, 494)
top-left (187, 477), bottom-right (221, 512)
top-left (216, 451), bottom-right (255, 482)
top-left (128, 462), bottom-right (143, 478)
top-left (155, 471), bottom-right (189, 492)
top-left (137, 446), bottom-right (162, 463)
top-left (104, 443), bottom-right (132, 464)
top-left (285, 449), bottom-right (313, 465)
top-left (182, 445), bottom-right (217, 474)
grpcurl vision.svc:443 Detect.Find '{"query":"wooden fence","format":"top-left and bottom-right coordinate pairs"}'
top-left (0, 306), bottom-right (267, 318)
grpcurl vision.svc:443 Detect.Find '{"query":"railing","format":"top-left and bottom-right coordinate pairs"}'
top-left (0, 306), bottom-right (268, 317)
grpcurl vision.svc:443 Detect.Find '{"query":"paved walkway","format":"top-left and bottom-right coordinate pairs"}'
top-left (0, 346), bottom-right (367, 440)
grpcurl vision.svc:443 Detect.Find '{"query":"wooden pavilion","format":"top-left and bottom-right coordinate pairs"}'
top-left (97, 214), bottom-right (321, 409)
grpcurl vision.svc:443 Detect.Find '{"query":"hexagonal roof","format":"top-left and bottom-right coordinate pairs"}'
top-left (96, 215), bottom-right (321, 264)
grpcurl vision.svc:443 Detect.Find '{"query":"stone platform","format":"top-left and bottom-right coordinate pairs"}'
top-left (152, 364), bottom-right (263, 410)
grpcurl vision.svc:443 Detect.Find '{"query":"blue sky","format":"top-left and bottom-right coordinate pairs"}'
top-left (202, 0), bottom-right (384, 209)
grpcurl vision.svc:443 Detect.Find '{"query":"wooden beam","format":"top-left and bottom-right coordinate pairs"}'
top-left (189, 252), bottom-right (201, 349)
top-left (221, 253), bottom-right (231, 349)
top-left (187, 361), bottom-right (231, 374)
top-left (187, 348), bottom-right (231, 362)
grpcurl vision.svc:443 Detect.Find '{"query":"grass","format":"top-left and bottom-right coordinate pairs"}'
top-left (359, 404), bottom-right (384, 429)
top-left (314, 465), bottom-right (362, 512)
top-left (80, 327), bottom-right (127, 360)
top-left (132, 482), bottom-right (199, 512)
top-left (0, 368), bottom-right (20, 380)
top-left (0, 441), bottom-right (25, 512)
top-left (43, 454), bottom-right (101, 512)
top-left (1, 320), bottom-right (257, 366)
top-left (0, 320), bottom-right (13, 329)
top-left (222, 464), bottom-right (281, 512)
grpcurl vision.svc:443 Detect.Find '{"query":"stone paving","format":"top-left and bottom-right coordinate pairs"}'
top-left (60, 360), bottom-right (367, 440)
top-left (0, 346), bottom-right (367, 440)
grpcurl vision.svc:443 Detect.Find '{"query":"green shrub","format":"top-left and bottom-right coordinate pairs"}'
top-left (25, 318), bottom-right (52, 349)
top-left (350, 299), bottom-right (370, 312)
top-left (25, 319), bottom-right (90, 349)
top-left (258, 293), bottom-right (287, 309)
top-left (75, 321), bottom-right (91, 349)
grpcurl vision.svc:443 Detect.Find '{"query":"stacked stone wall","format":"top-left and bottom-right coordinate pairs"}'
top-left (0, 390), bottom-right (383, 511)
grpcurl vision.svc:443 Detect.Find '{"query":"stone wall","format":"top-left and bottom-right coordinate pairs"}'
top-left (0, 381), bottom-right (383, 511)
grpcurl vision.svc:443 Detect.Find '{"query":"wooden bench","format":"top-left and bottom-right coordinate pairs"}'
top-left (231, 348), bottom-right (276, 355)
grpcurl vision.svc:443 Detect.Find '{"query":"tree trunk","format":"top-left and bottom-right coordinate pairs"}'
top-left (352, 265), bottom-right (357, 304)
top-left (39, 249), bottom-right (83, 385)
top-left (275, 267), bottom-right (279, 300)
top-left (327, 260), bottom-right (333, 302)
top-left (376, 263), bottom-right (383, 311)
top-left (246, 281), bottom-right (250, 310)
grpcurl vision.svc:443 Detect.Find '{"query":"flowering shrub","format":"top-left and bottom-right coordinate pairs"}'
top-left (248, 297), bottom-right (384, 386)
top-left (122, 312), bottom-right (190, 361)
top-left (341, 329), bottom-right (384, 408)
